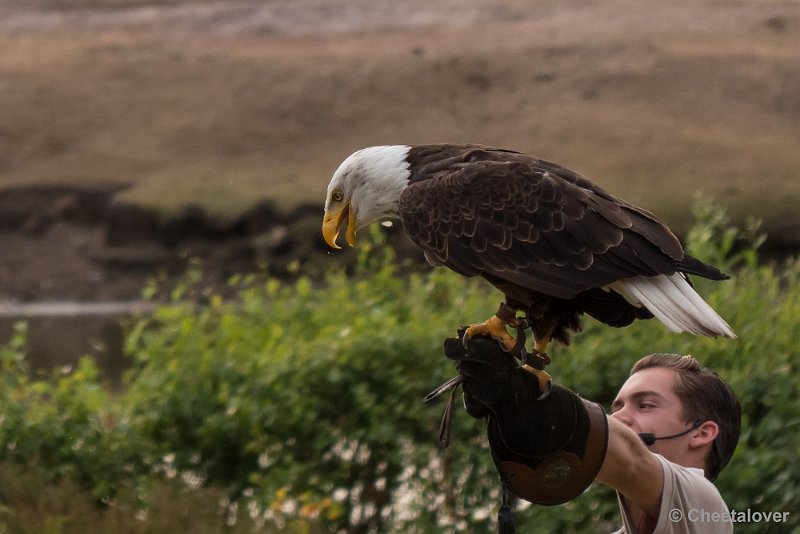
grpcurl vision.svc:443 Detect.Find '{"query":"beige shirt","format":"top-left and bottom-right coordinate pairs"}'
top-left (612, 454), bottom-right (732, 534)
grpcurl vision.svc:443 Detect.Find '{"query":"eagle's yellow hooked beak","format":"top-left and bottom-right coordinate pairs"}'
top-left (322, 202), bottom-right (357, 249)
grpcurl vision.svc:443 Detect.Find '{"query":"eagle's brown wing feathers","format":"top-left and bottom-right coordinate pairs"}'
top-left (398, 149), bottom-right (686, 302)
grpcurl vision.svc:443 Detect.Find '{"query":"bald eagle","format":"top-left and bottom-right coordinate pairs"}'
top-left (322, 144), bottom-right (735, 389)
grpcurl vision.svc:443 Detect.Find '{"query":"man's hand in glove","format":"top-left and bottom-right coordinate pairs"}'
top-left (444, 333), bottom-right (548, 419)
top-left (442, 330), bottom-right (608, 505)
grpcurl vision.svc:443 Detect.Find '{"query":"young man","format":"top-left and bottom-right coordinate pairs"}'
top-left (444, 335), bottom-right (741, 534)
top-left (598, 353), bottom-right (741, 533)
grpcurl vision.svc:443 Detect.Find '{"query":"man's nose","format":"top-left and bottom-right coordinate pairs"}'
top-left (611, 407), bottom-right (633, 427)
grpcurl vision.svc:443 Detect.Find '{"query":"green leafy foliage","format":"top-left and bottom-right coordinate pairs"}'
top-left (121, 231), bottom-right (501, 531)
top-left (1, 201), bottom-right (799, 532)
top-left (0, 323), bottom-right (145, 505)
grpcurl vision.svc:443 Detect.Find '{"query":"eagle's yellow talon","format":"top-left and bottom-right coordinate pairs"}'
top-left (463, 315), bottom-right (517, 351)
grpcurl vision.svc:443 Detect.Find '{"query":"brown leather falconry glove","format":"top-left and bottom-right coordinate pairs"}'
top-left (444, 332), bottom-right (609, 506)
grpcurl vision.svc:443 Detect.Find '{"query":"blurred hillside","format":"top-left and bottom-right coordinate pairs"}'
top-left (1, 0), bottom-right (799, 299)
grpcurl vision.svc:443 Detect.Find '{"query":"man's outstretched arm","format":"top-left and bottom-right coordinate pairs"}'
top-left (596, 417), bottom-right (664, 519)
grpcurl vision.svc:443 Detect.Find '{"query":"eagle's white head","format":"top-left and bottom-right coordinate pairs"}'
top-left (322, 145), bottom-right (412, 249)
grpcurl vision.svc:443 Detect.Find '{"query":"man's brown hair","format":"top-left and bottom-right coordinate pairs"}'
top-left (631, 353), bottom-right (741, 481)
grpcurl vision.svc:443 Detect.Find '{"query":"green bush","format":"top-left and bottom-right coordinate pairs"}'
top-left (1, 201), bottom-right (799, 533)
top-left (0, 325), bottom-right (145, 505)
top-left (122, 237), bottom-right (501, 532)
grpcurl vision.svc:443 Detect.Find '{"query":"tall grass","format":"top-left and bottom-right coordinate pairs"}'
top-left (1, 200), bottom-right (798, 533)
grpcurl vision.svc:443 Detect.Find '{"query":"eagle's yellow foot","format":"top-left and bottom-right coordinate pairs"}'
top-left (463, 315), bottom-right (517, 351)
top-left (464, 314), bottom-right (552, 400)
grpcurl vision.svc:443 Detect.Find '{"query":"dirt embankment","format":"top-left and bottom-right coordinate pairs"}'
top-left (0, 185), bottom-right (352, 302)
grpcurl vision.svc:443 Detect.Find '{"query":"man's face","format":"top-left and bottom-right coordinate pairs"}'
top-left (610, 367), bottom-right (694, 461)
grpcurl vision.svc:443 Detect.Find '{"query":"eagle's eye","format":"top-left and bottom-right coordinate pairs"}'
top-left (332, 190), bottom-right (344, 202)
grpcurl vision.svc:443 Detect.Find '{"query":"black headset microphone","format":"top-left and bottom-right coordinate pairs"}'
top-left (638, 420), bottom-right (703, 446)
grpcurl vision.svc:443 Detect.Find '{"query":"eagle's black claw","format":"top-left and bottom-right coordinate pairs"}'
top-left (537, 380), bottom-right (553, 401)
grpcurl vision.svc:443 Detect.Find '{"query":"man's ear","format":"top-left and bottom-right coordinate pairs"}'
top-left (690, 420), bottom-right (719, 449)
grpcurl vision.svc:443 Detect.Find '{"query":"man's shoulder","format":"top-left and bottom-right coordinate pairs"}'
top-left (613, 455), bottom-right (731, 534)
top-left (654, 454), bottom-right (721, 499)
top-left (655, 454), bottom-right (706, 480)
top-left (654, 454), bottom-right (731, 533)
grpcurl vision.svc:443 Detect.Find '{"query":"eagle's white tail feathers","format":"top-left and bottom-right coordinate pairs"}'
top-left (610, 274), bottom-right (736, 338)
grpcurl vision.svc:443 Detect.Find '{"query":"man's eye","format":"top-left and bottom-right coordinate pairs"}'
top-left (639, 403), bottom-right (655, 409)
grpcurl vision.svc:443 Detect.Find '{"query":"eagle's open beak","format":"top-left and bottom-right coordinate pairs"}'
top-left (322, 202), bottom-right (357, 249)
